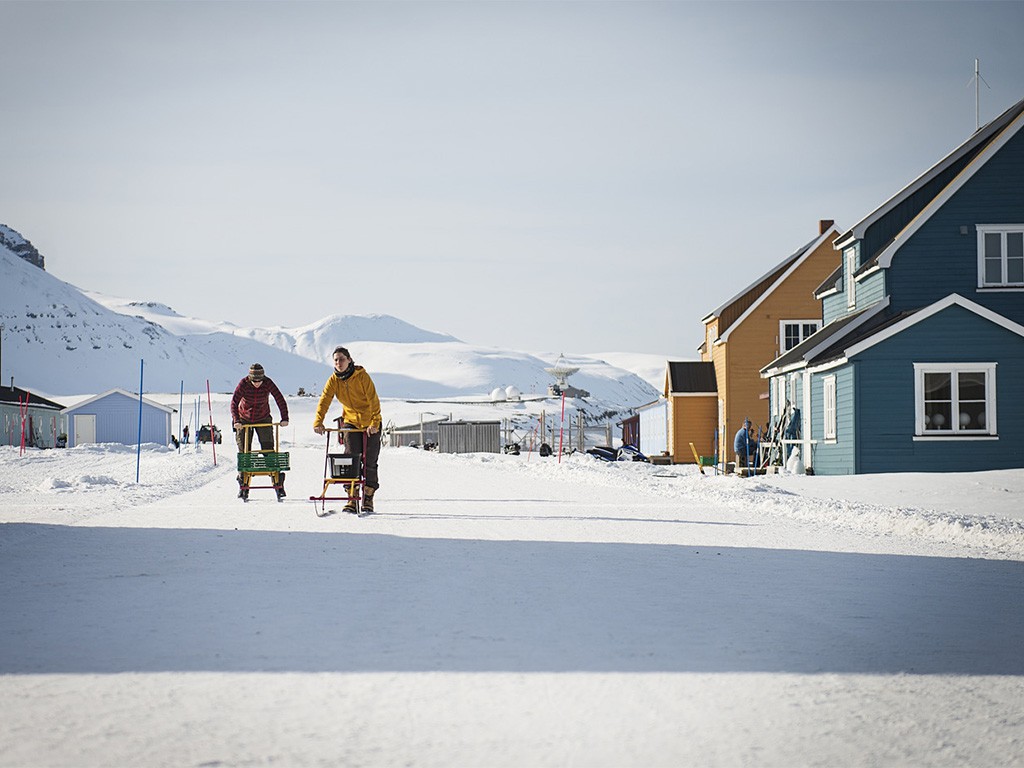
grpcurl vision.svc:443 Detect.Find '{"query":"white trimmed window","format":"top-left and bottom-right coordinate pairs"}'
top-left (780, 320), bottom-right (820, 353)
top-left (822, 375), bottom-right (837, 441)
top-left (978, 225), bottom-right (1024, 288)
top-left (845, 247), bottom-right (857, 308)
top-left (914, 363), bottom-right (997, 436)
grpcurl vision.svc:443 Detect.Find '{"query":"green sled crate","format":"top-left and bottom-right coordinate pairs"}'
top-left (237, 452), bottom-right (291, 473)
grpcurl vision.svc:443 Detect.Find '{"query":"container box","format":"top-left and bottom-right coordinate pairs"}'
top-left (329, 453), bottom-right (361, 479)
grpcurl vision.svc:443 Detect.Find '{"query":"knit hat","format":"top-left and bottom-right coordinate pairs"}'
top-left (249, 363), bottom-right (265, 381)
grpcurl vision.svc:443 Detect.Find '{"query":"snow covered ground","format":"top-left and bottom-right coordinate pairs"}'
top-left (2, 396), bottom-right (1023, 767)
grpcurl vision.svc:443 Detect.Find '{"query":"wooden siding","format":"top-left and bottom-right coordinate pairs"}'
top-left (886, 127), bottom-right (1024, 324)
top-left (721, 246), bottom-right (835, 436)
top-left (853, 305), bottom-right (1024, 473)
top-left (855, 270), bottom-right (886, 309)
top-left (808, 366), bottom-right (856, 475)
top-left (65, 391), bottom-right (171, 447)
top-left (1, 404), bottom-right (62, 448)
top-left (821, 291), bottom-right (847, 326)
top-left (668, 394), bottom-right (717, 462)
top-left (859, 154), bottom-right (977, 264)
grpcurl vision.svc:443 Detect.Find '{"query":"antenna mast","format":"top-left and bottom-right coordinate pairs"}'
top-left (968, 58), bottom-right (991, 131)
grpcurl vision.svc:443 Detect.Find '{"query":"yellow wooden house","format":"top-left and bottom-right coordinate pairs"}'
top-left (668, 220), bottom-right (842, 464)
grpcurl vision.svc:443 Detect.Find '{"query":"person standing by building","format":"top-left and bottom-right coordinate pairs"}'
top-left (313, 346), bottom-right (382, 514)
top-left (733, 418), bottom-right (757, 471)
top-left (231, 362), bottom-right (290, 499)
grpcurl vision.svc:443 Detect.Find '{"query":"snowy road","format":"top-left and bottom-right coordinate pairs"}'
top-left (2, 428), bottom-right (1023, 766)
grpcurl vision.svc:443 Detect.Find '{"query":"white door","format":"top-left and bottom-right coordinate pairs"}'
top-left (74, 414), bottom-right (96, 445)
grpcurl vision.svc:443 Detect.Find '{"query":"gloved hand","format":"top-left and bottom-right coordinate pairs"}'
top-left (280, 420), bottom-right (289, 428)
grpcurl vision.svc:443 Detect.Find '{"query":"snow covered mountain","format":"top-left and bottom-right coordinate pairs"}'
top-left (1, 228), bottom-right (661, 405)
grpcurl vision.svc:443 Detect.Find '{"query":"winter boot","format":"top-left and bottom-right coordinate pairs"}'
top-left (362, 487), bottom-right (375, 514)
top-left (343, 483), bottom-right (359, 514)
top-left (276, 472), bottom-right (287, 499)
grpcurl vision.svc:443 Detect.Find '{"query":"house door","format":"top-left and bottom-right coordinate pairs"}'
top-left (74, 414), bottom-right (96, 445)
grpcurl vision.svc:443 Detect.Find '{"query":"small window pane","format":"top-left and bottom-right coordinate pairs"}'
top-left (985, 232), bottom-right (1002, 257)
top-left (1008, 232), bottom-right (1023, 259)
top-left (985, 256), bottom-right (1003, 283)
top-left (924, 372), bottom-right (951, 400)
top-left (958, 371), bottom-right (986, 401)
top-left (925, 402), bottom-right (952, 430)
top-left (1009, 255), bottom-right (1024, 284)
top-left (958, 402), bottom-right (986, 430)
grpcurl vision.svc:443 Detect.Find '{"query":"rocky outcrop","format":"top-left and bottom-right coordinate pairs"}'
top-left (0, 224), bottom-right (45, 270)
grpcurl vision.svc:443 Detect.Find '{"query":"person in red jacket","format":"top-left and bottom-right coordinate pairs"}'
top-left (231, 363), bottom-right (290, 498)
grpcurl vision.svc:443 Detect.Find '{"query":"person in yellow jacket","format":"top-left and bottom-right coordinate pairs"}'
top-left (314, 346), bottom-right (383, 513)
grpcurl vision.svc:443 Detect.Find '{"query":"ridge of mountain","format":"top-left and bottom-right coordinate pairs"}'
top-left (1, 232), bottom-right (660, 405)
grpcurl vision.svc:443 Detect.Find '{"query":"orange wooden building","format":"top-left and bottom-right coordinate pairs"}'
top-left (667, 220), bottom-right (841, 464)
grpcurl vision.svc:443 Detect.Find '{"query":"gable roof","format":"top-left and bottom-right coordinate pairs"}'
top-left (760, 299), bottom-right (890, 376)
top-left (763, 294), bottom-right (1024, 377)
top-left (61, 388), bottom-right (176, 415)
top-left (666, 361), bottom-right (717, 395)
top-left (0, 386), bottom-right (64, 409)
top-left (703, 224), bottom-right (840, 342)
top-left (813, 263), bottom-right (843, 299)
top-left (835, 96), bottom-right (1024, 268)
top-left (844, 293), bottom-right (1024, 359)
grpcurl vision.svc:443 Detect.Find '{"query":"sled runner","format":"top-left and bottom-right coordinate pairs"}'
top-left (309, 427), bottom-right (370, 517)
top-left (237, 422), bottom-right (290, 502)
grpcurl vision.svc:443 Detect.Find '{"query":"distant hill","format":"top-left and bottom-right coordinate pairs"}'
top-left (1, 227), bottom-right (660, 406)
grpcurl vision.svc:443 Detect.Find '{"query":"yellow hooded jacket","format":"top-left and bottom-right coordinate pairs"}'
top-left (314, 366), bottom-right (382, 431)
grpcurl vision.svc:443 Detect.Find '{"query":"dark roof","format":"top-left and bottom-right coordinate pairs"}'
top-left (761, 302), bottom-right (888, 374)
top-left (667, 361), bottom-right (717, 394)
top-left (0, 386), bottom-right (64, 409)
top-left (839, 95), bottom-right (1024, 271)
top-left (813, 263), bottom-right (843, 298)
top-left (703, 235), bottom-right (817, 323)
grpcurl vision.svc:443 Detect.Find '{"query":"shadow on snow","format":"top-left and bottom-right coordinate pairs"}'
top-left (2, 523), bottom-right (1022, 676)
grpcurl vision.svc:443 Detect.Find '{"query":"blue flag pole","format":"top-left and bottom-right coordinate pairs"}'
top-left (178, 380), bottom-right (184, 454)
top-left (136, 359), bottom-right (144, 483)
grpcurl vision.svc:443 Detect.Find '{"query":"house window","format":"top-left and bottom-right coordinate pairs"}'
top-left (845, 247), bottom-right (857, 308)
top-left (977, 225), bottom-right (1024, 288)
top-left (822, 375), bottom-right (837, 441)
top-left (914, 363), bottom-right (996, 436)
top-left (780, 320), bottom-right (820, 352)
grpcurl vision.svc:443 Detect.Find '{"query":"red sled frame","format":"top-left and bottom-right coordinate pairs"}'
top-left (309, 427), bottom-right (368, 514)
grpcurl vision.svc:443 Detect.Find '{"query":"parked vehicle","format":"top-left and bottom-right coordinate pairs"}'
top-left (197, 424), bottom-right (222, 444)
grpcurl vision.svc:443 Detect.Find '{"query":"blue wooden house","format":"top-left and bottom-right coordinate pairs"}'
top-left (61, 389), bottom-right (175, 448)
top-left (762, 96), bottom-right (1024, 474)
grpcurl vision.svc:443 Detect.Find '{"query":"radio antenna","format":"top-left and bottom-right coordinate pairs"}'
top-left (967, 58), bottom-right (991, 131)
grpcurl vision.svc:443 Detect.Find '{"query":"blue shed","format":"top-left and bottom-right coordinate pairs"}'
top-left (61, 389), bottom-right (175, 448)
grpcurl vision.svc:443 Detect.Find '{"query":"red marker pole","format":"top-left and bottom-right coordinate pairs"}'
top-left (557, 392), bottom-right (565, 464)
top-left (206, 379), bottom-right (217, 466)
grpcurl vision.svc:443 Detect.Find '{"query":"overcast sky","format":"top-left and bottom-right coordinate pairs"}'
top-left (2, 0), bottom-right (1023, 357)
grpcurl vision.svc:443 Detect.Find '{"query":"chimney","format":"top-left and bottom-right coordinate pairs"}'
top-left (819, 219), bottom-right (835, 235)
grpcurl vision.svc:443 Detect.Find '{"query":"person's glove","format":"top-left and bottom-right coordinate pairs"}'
top-left (280, 420), bottom-right (289, 428)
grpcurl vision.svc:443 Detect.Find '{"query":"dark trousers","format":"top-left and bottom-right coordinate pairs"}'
top-left (341, 424), bottom-right (381, 490)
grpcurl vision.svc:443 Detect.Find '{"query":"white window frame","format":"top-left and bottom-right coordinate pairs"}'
top-left (913, 362), bottom-right (997, 439)
top-left (822, 375), bottom-right (837, 442)
top-left (977, 225), bottom-right (1024, 289)
top-left (845, 246), bottom-right (857, 308)
top-left (779, 320), bottom-right (820, 354)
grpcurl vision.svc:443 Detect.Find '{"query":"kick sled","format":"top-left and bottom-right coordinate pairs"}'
top-left (309, 427), bottom-right (370, 517)
top-left (236, 422), bottom-right (290, 502)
